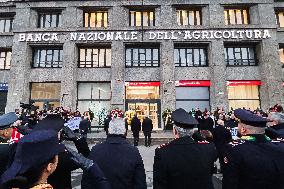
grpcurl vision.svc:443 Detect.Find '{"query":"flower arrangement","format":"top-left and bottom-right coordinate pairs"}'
top-left (110, 108), bottom-right (123, 118)
top-left (162, 108), bottom-right (173, 130)
top-left (125, 110), bottom-right (136, 125)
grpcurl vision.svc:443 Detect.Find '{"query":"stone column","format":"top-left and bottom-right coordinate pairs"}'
top-left (259, 32), bottom-right (284, 110)
top-left (62, 6), bottom-right (80, 28)
top-left (257, 3), bottom-right (283, 109)
top-left (111, 41), bottom-right (125, 110)
top-left (6, 8), bottom-right (31, 112)
top-left (209, 4), bottom-right (228, 111)
top-left (61, 41), bottom-right (77, 111)
top-left (6, 40), bottom-right (30, 112)
top-left (159, 5), bottom-right (176, 118)
top-left (210, 40), bottom-right (228, 111)
top-left (160, 40), bottom-right (175, 114)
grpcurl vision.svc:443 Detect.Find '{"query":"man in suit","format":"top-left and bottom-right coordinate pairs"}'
top-left (82, 117), bottom-right (147, 189)
top-left (153, 108), bottom-right (217, 189)
top-left (142, 115), bottom-right (153, 146)
top-left (131, 113), bottom-right (141, 146)
top-left (79, 115), bottom-right (91, 138)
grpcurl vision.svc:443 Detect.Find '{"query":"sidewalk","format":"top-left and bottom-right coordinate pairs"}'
top-left (86, 130), bottom-right (175, 144)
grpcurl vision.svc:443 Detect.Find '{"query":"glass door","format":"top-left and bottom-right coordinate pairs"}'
top-left (126, 101), bottom-right (160, 130)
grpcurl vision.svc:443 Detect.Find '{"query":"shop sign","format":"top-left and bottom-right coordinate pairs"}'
top-left (126, 82), bottom-right (160, 87)
top-left (0, 83), bottom-right (8, 91)
top-left (227, 80), bottom-right (262, 86)
top-left (17, 29), bottom-right (271, 42)
top-left (175, 80), bottom-right (211, 87)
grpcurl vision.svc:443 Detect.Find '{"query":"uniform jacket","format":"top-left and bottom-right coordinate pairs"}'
top-left (223, 135), bottom-right (284, 189)
top-left (82, 135), bottom-right (147, 189)
top-left (153, 136), bottom-right (217, 189)
top-left (48, 138), bottom-right (90, 189)
top-left (131, 116), bottom-right (141, 136)
top-left (0, 143), bottom-right (17, 178)
top-left (142, 117), bottom-right (153, 133)
top-left (265, 123), bottom-right (284, 139)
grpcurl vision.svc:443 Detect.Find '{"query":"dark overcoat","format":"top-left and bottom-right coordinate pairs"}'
top-left (142, 117), bottom-right (153, 133)
top-left (82, 135), bottom-right (147, 189)
top-left (223, 135), bottom-right (284, 189)
top-left (153, 136), bottom-right (217, 189)
top-left (131, 116), bottom-right (141, 137)
top-left (48, 138), bottom-right (90, 189)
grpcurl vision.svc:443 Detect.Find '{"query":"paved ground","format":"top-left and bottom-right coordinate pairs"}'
top-left (66, 135), bottom-right (222, 189)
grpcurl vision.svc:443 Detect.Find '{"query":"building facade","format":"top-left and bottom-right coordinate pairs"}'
top-left (0, 0), bottom-right (283, 129)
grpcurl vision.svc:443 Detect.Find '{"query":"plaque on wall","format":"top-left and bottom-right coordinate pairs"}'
top-left (111, 80), bottom-right (124, 105)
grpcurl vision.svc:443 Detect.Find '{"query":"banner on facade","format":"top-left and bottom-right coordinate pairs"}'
top-left (17, 29), bottom-right (272, 42)
top-left (227, 80), bottom-right (262, 86)
top-left (64, 117), bottom-right (82, 130)
top-left (175, 80), bottom-right (211, 87)
top-left (125, 81), bottom-right (160, 87)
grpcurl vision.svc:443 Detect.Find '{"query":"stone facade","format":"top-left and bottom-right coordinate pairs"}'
top-left (0, 0), bottom-right (283, 126)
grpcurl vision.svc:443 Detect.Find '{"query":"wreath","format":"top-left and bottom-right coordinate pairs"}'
top-left (110, 108), bottom-right (123, 118)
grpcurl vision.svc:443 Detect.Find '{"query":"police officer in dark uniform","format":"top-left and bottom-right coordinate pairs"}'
top-left (153, 108), bottom-right (217, 189)
top-left (31, 114), bottom-right (90, 189)
top-left (0, 112), bottom-right (19, 177)
top-left (222, 108), bottom-right (284, 189)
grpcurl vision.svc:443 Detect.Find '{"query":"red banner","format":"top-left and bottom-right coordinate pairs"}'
top-left (227, 80), bottom-right (262, 86)
top-left (126, 82), bottom-right (160, 87)
top-left (175, 80), bottom-right (211, 87)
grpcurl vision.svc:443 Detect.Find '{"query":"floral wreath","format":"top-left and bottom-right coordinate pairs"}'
top-left (110, 108), bottom-right (123, 119)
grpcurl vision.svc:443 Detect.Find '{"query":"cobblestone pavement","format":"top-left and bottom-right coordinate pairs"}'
top-left (67, 142), bottom-right (222, 189)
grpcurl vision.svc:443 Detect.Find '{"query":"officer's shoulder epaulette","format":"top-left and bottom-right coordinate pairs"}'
top-left (198, 140), bottom-right (210, 144)
top-left (272, 138), bottom-right (284, 143)
top-left (228, 139), bottom-right (246, 147)
top-left (157, 142), bottom-right (170, 149)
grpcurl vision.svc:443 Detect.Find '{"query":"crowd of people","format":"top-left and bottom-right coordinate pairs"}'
top-left (0, 103), bottom-right (283, 189)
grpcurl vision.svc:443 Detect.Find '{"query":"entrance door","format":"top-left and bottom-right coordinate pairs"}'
top-left (126, 100), bottom-right (161, 130)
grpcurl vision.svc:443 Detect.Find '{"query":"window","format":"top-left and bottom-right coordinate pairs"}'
top-left (176, 9), bottom-right (201, 26)
top-left (38, 12), bottom-right (61, 28)
top-left (79, 48), bottom-right (111, 68)
top-left (279, 47), bottom-right (284, 68)
top-left (30, 82), bottom-right (61, 110)
top-left (174, 47), bottom-right (207, 67)
top-left (77, 82), bottom-right (111, 126)
top-left (224, 8), bottom-right (249, 25)
top-left (0, 18), bottom-right (13, 32)
top-left (228, 84), bottom-right (260, 110)
top-left (276, 11), bottom-right (284, 27)
top-left (33, 48), bottom-right (63, 68)
top-left (0, 51), bottom-right (11, 70)
top-left (176, 87), bottom-right (210, 112)
top-left (224, 47), bottom-right (257, 66)
top-left (84, 11), bottom-right (108, 28)
top-left (129, 10), bottom-right (155, 26)
top-left (126, 47), bottom-right (159, 67)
